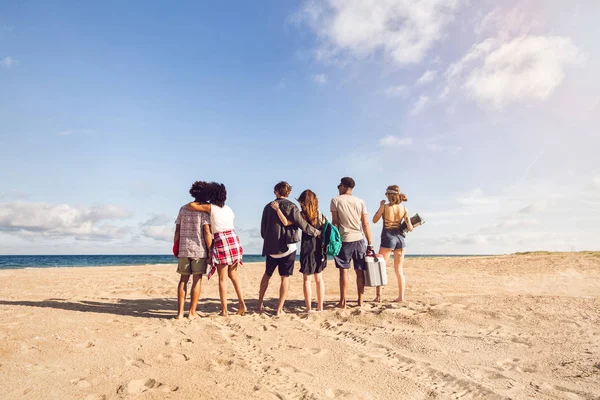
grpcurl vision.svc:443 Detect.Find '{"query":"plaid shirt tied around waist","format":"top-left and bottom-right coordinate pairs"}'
top-left (207, 230), bottom-right (243, 279)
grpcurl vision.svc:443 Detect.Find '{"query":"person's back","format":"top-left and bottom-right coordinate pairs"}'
top-left (261, 197), bottom-right (299, 256)
top-left (383, 203), bottom-right (406, 230)
top-left (210, 204), bottom-right (235, 233)
top-left (330, 194), bottom-right (366, 242)
top-left (177, 206), bottom-right (210, 258)
top-left (330, 177), bottom-right (373, 309)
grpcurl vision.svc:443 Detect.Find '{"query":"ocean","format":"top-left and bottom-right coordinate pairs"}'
top-left (0, 254), bottom-right (482, 270)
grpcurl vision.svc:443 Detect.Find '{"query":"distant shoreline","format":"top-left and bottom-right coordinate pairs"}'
top-left (2, 252), bottom-right (597, 270)
top-left (0, 253), bottom-right (495, 270)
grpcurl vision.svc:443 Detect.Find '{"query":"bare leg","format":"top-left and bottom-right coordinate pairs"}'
top-left (356, 269), bottom-right (365, 306)
top-left (176, 274), bottom-right (190, 319)
top-left (257, 273), bottom-right (271, 313)
top-left (303, 273), bottom-right (312, 312)
top-left (276, 276), bottom-right (289, 316)
top-left (393, 249), bottom-right (406, 302)
top-left (337, 268), bottom-right (348, 308)
top-left (188, 274), bottom-right (202, 320)
top-left (314, 272), bottom-right (325, 311)
top-left (374, 248), bottom-right (392, 302)
top-left (228, 262), bottom-right (246, 315)
top-left (217, 264), bottom-right (228, 316)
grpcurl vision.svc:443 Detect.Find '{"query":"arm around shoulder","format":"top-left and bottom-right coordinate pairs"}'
top-left (187, 202), bottom-right (211, 213)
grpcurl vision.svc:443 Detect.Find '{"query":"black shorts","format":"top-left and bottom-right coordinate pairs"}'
top-left (265, 252), bottom-right (296, 277)
top-left (334, 239), bottom-right (367, 271)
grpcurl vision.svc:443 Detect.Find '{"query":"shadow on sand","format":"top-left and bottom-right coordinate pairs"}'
top-left (0, 297), bottom-right (341, 319)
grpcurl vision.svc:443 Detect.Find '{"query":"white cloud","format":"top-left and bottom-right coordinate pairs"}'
top-left (56, 129), bottom-right (94, 136)
top-left (479, 217), bottom-right (540, 234)
top-left (519, 201), bottom-right (547, 214)
top-left (383, 85), bottom-right (408, 98)
top-left (593, 176), bottom-right (600, 188)
top-left (297, 0), bottom-right (462, 66)
top-left (141, 225), bottom-right (173, 242)
top-left (410, 95), bottom-right (430, 115)
top-left (378, 135), bottom-right (412, 147)
top-left (455, 188), bottom-right (498, 207)
top-left (0, 56), bottom-right (18, 68)
top-left (0, 202), bottom-right (132, 240)
top-left (313, 73), bottom-right (328, 84)
top-left (445, 35), bottom-right (584, 108)
top-left (416, 69), bottom-right (437, 86)
top-left (474, 5), bottom-right (542, 40)
top-left (140, 215), bottom-right (174, 242)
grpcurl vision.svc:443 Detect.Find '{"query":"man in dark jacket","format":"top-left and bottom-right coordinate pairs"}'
top-left (258, 181), bottom-right (320, 316)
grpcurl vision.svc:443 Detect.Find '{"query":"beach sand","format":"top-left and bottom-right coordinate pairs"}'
top-left (0, 252), bottom-right (599, 399)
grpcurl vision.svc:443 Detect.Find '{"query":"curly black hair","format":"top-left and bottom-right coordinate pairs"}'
top-left (189, 181), bottom-right (210, 203)
top-left (207, 182), bottom-right (227, 207)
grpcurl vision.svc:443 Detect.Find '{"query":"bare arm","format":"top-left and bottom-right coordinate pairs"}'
top-left (372, 201), bottom-right (385, 224)
top-left (331, 210), bottom-right (339, 228)
top-left (174, 224), bottom-right (180, 243)
top-left (361, 213), bottom-right (373, 246)
top-left (203, 224), bottom-right (213, 249)
top-left (404, 207), bottom-right (413, 232)
top-left (186, 202), bottom-right (211, 213)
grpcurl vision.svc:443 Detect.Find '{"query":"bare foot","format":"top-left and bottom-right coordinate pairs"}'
top-left (187, 312), bottom-right (199, 320)
top-left (373, 296), bottom-right (381, 303)
top-left (220, 311), bottom-right (229, 317)
top-left (237, 305), bottom-right (247, 316)
top-left (175, 313), bottom-right (185, 320)
top-left (393, 297), bottom-right (404, 302)
top-left (275, 309), bottom-right (286, 317)
top-left (335, 302), bottom-right (346, 309)
top-left (256, 303), bottom-right (263, 314)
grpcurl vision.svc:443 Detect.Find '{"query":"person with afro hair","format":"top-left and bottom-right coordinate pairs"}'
top-left (187, 182), bottom-right (246, 316)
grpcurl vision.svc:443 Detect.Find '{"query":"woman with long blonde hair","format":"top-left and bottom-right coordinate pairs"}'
top-left (272, 189), bottom-right (326, 312)
top-left (372, 185), bottom-right (413, 302)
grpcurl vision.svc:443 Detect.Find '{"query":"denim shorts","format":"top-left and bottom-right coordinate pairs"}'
top-left (380, 229), bottom-right (406, 250)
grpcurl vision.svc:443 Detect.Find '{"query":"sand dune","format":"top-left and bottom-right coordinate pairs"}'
top-left (0, 252), bottom-right (599, 399)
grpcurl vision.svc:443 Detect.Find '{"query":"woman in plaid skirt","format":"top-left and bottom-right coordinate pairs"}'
top-left (187, 182), bottom-right (246, 316)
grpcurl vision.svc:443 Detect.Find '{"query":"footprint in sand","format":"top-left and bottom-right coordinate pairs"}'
top-left (168, 353), bottom-right (190, 363)
top-left (75, 341), bottom-right (96, 349)
top-left (124, 357), bottom-right (152, 368)
top-left (70, 378), bottom-right (92, 388)
top-left (209, 358), bottom-right (234, 372)
top-left (303, 348), bottom-right (327, 357)
top-left (84, 394), bottom-right (106, 400)
top-left (117, 378), bottom-right (178, 395)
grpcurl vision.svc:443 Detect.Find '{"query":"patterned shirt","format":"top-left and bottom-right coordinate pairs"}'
top-left (175, 206), bottom-right (211, 258)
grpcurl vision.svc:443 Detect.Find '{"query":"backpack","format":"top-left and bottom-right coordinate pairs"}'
top-left (321, 215), bottom-right (342, 257)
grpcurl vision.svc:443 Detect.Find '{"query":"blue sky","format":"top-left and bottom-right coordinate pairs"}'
top-left (1, 0), bottom-right (599, 255)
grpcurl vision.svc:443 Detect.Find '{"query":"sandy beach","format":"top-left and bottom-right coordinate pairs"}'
top-left (0, 252), bottom-right (599, 399)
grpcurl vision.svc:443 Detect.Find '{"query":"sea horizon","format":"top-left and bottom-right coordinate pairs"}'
top-left (0, 253), bottom-right (496, 270)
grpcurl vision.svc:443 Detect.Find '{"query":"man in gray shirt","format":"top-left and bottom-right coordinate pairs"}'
top-left (330, 177), bottom-right (373, 308)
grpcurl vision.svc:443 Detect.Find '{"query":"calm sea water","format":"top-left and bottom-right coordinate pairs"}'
top-left (0, 254), bottom-right (482, 270)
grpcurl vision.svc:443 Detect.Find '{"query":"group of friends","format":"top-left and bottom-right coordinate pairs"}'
top-left (173, 177), bottom-right (413, 320)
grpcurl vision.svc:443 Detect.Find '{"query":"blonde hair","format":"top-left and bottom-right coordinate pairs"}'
top-left (385, 185), bottom-right (407, 205)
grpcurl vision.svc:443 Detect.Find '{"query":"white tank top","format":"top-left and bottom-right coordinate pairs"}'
top-left (210, 205), bottom-right (235, 233)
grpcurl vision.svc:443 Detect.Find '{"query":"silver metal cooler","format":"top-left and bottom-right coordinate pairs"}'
top-left (364, 255), bottom-right (387, 287)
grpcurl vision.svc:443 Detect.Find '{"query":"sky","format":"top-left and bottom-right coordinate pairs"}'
top-left (1, 0), bottom-right (599, 255)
